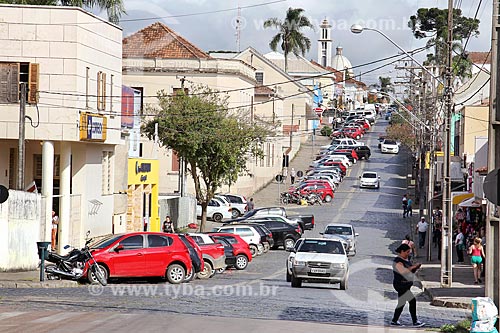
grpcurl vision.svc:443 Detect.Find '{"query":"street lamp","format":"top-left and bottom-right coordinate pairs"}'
top-left (351, 23), bottom-right (453, 288)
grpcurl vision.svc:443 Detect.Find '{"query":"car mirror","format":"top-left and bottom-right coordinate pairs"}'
top-left (114, 244), bottom-right (124, 252)
top-left (285, 246), bottom-right (296, 252)
top-left (319, 232), bottom-right (324, 235)
top-left (378, 176), bottom-right (381, 179)
top-left (355, 233), bottom-right (359, 237)
top-left (358, 176), bottom-right (361, 179)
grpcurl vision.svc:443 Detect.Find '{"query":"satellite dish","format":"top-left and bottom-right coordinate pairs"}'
top-left (0, 185), bottom-right (9, 204)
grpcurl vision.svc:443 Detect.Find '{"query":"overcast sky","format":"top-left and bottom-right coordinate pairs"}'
top-left (116, 0), bottom-right (492, 84)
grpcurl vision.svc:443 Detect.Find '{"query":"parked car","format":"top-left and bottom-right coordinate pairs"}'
top-left (244, 219), bottom-right (302, 250)
top-left (287, 238), bottom-right (349, 289)
top-left (321, 223), bottom-right (359, 256)
top-left (224, 222), bottom-right (274, 252)
top-left (359, 171), bottom-right (380, 189)
top-left (209, 233), bottom-right (252, 270)
top-left (231, 207), bottom-right (315, 231)
top-left (380, 139), bottom-right (399, 154)
top-left (196, 197), bottom-right (233, 222)
top-left (353, 146), bottom-right (371, 160)
top-left (218, 193), bottom-right (248, 218)
top-left (215, 225), bottom-right (265, 257)
top-left (88, 232), bottom-right (193, 284)
top-left (187, 233), bottom-right (226, 279)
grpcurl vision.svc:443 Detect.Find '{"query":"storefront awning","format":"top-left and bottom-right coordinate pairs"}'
top-left (459, 197), bottom-right (481, 207)
top-left (452, 192), bottom-right (474, 205)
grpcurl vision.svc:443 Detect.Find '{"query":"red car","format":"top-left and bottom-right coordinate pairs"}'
top-left (208, 233), bottom-right (252, 270)
top-left (343, 127), bottom-right (363, 140)
top-left (322, 160), bottom-right (347, 173)
top-left (335, 149), bottom-right (359, 161)
top-left (87, 232), bottom-right (193, 284)
top-left (187, 233), bottom-right (226, 279)
top-left (299, 183), bottom-right (334, 202)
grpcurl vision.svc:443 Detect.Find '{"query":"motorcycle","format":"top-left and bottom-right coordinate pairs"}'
top-left (45, 231), bottom-right (107, 286)
top-left (307, 193), bottom-right (323, 206)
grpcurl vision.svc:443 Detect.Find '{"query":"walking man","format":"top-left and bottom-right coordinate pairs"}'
top-left (402, 194), bottom-right (408, 218)
top-left (290, 168), bottom-right (296, 184)
top-left (51, 210), bottom-right (59, 250)
top-left (247, 198), bottom-right (255, 211)
top-left (415, 217), bottom-right (428, 249)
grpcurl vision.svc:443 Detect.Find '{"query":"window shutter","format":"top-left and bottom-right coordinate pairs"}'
top-left (28, 63), bottom-right (39, 104)
top-left (0, 63), bottom-right (20, 103)
top-left (97, 71), bottom-right (102, 110)
top-left (102, 72), bottom-right (106, 110)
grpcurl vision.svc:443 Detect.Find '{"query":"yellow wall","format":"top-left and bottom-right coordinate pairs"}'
top-left (127, 159), bottom-right (160, 231)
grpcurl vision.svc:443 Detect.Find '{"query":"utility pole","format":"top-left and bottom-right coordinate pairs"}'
top-left (17, 82), bottom-right (26, 190)
top-left (486, 0), bottom-right (500, 308)
top-left (440, 0), bottom-right (454, 288)
top-left (179, 77), bottom-right (187, 197)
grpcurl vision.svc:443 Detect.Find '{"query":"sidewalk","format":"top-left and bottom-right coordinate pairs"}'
top-left (0, 132), bottom-right (486, 310)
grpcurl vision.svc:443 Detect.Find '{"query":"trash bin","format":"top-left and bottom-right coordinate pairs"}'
top-left (36, 241), bottom-right (51, 282)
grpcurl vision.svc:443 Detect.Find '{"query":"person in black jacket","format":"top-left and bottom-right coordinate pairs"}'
top-left (390, 243), bottom-right (425, 327)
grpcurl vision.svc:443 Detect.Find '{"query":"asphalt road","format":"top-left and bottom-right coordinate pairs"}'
top-left (0, 119), bottom-right (469, 331)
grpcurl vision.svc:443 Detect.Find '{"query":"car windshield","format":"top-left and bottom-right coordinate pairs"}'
top-left (297, 240), bottom-right (345, 255)
top-left (89, 235), bottom-right (122, 249)
top-left (362, 173), bottom-right (377, 178)
top-left (325, 226), bottom-right (352, 236)
top-left (384, 140), bottom-right (397, 145)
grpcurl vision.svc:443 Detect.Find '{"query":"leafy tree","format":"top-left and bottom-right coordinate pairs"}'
top-left (408, 8), bottom-right (479, 78)
top-left (142, 86), bottom-right (273, 232)
top-left (0, 0), bottom-right (125, 23)
top-left (263, 7), bottom-right (314, 72)
top-left (379, 76), bottom-right (394, 94)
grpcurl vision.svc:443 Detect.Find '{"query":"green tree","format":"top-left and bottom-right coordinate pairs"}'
top-left (0, 0), bottom-right (125, 23)
top-left (263, 7), bottom-right (314, 72)
top-left (379, 76), bottom-right (394, 94)
top-left (142, 86), bottom-right (273, 232)
top-left (408, 7), bottom-right (479, 78)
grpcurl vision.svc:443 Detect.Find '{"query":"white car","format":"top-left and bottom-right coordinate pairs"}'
top-left (359, 171), bottom-right (380, 189)
top-left (216, 194), bottom-right (247, 218)
top-left (216, 225), bottom-right (264, 257)
top-left (321, 223), bottom-right (359, 256)
top-left (196, 197), bottom-right (232, 222)
top-left (380, 139), bottom-right (399, 154)
top-left (287, 238), bottom-right (349, 289)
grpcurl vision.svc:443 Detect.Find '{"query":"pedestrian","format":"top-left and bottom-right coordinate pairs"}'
top-left (433, 223), bottom-right (442, 249)
top-left (415, 217), bottom-right (428, 249)
top-left (455, 228), bottom-right (465, 264)
top-left (390, 243), bottom-right (425, 327)
top-left (51, 210), bottom-right (59, 250)
top-left (247, 198), bottom-right (255, 211)
top-left (163, 215), bottom-right (174, 233)
top-left (290, 168), bottom-right (296, 184)
top-left (402, 194), bottom-right (408, 218)
top-left (468, 237), bottom-right (485, 284)
top-left (455, 208), bottom-right (465, 224)
top-left (402, 234), bottom-right (417, 259)
top-left (407, 197), bottom-right (413, 217)
top-left (282, 167), bottom-right (288, 184)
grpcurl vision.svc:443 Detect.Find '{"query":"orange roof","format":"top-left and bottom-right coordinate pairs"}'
top-left (468, 52), bottom-right (491, 65)
top-left (123, 22), bottom-right (211, 59)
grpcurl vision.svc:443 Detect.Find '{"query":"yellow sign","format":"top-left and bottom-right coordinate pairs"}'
top-left (128, 159), bottom-right (159, 184)
top-left (80, 113), bottom-right (107, 142)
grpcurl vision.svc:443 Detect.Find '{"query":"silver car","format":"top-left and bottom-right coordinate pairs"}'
top-left (321, 223), bottom-right (359, 256)
top-left (287, 238), bottom-right (349, 290)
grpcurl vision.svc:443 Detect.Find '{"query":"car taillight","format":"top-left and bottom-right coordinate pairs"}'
top-left (296, 226), bottom-right (302, 234)
top-left (312, 216), bottom-right (315, 226)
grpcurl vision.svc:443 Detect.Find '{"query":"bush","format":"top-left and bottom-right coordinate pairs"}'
top-left (320, 125), bottom-right (333, 137)
top-left (439, 319), bottom-right (471, 333)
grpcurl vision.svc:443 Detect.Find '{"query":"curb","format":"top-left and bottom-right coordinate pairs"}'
top-left (420, 281), bottom-right (471, 309)
top-left (0, 280), bottom-right (81, 288)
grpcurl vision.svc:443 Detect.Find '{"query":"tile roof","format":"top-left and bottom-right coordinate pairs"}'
top-left (468, 52), bottom-right (491, 65)
top-left (255, 85), bottom-right (275, 96)
top-left (123, 22), bottom-right (211, 59)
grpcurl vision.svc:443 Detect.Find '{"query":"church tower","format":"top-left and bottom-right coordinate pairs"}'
top-left (317, 18), bottom-right (332, 67)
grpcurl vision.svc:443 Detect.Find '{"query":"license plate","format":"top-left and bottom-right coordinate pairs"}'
top-left (310, 268), bottom-right (327, 274)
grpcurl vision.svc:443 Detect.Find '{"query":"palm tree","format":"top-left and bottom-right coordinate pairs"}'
top-left (263, 7), bottom-right (314, 72)
top-left (0, 0), bottom-right (125, 24)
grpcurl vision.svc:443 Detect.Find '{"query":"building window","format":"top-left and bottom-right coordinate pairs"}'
top-left (132, 86), bottom-right (144, 114)
top-left (33, 154), bottom-right (60, 179)
top-left (172, 150), bottom-right (180, 172)
top-left (266, 143), bottom-right (271, 167)
top-left (102, 151), bottom-right (113, 195)
top-left (255, 72), bottom-right (264, 85)
top-left (110, 74), bottom-right (114, 116)
top-left (0, 62), bottom-right (39, 104)
top-left (97, 71), bottom-right (106, 111)
top-left (86, 67), bottom-right (90, 108)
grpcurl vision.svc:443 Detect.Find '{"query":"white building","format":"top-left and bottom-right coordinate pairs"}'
top-left (0, 4), bottom-right (123, 254)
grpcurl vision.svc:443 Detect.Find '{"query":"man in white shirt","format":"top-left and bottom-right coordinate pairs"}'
top-left (416, 217), bottom-right (429, 249)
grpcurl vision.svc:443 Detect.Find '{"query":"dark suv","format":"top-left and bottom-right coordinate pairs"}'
top-left (245, 220), bottom-right (302, 250)
top-left (354, 146), bottom-right (371, 160)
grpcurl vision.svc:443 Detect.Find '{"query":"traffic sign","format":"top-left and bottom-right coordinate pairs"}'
top-left (297, 170), bottom-right (303, 178)
top-left (275, 175), bottom-right (283, 182)
top-left (0, 185), bottom-right (8, 204)
top-left (314, 107), bottom-right (323, 117)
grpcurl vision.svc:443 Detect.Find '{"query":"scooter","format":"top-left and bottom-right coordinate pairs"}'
top-left (45, 231), bottom-right (107, 286)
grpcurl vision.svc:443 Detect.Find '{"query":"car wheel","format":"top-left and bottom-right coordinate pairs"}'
top-left (88, 264), bottom-right (108, 286)
top-left (196, 260), bottom-right (213, 279)
top-left (291, 275), bottom-right (302, 288)
top-left (231, 208), bottom-right (240, 219)
top-left (215, 267), bottom-right (226, 274)
top-left (249, 244), bottom-right (258, 257)
top-left (235, 254), bottom-right (248, 270)
top-left (340, 276), bottom-right (348, 290)
top-left (184, 268), bottom-right (195, 282)
top-left (166, 264), bottom-right (185, 284)
top-left (213, 213), bottom-right (223, 222)
top-left (284, 238), bottom-right (296, 250)
top-left (263, 243), bottom-right (270, 253)
top-left (324, 194), bottom-right (333, 203)
top-left (286, 270), bottom-right (291, 282)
